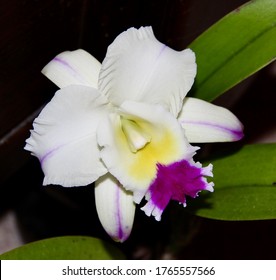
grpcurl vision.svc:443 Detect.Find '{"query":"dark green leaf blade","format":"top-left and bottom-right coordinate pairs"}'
top-left (188, 144), bottom-right (276, 220)
top-left (190, 185), bottom-right (276, 220)
top-left (189, 0), bottom-right (276, 101)
top-left (212, 144), bottom-right (276, 189)
top-left (0, 236), bottom-right (125, 260)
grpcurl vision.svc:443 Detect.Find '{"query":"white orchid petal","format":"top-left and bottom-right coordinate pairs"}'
top-left (97, 101), bottom-right (196, 203)
top-left (95, 174), bottom-right (135, 242)
top-left (42, 49), bottom-right (101, 89)
top-left (99, 26), bottom-right (196, 116)
top-left (178, 97), bottom-right (244, 143)
top-left (25, 85), bottom-right (109, 187)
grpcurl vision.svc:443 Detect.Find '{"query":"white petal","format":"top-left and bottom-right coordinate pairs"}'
top-left (95, 174), bottom-right (136, 242)
top-left (178, 97), bottom-right (244, 143)
top-left (25, 85), bottom-right (109, 187)
top-left (97, 101), bottom-right (196, 203)
top-left (99, 26), bottom-right (196, 116)
top-left (42, 49), bottom-right (101, 88)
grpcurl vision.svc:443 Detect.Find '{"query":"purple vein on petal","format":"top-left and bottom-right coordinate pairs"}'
top-left (156, 44), bottom-right (167, 60)
top-left (39, 145), bottom-right (64, 166)
top-left (53, 57), bottom-right (87, 84)
top-left (115, 183), bottom-right (124, 242)
top-left (181, 120), bottom-right (244, 140)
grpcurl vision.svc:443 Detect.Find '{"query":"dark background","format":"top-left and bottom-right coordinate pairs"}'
top-left (1, 0), bottom-right (276, 259)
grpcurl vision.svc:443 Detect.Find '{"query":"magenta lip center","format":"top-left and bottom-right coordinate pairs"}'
top-left (147, 159), bottom-right (213, 213)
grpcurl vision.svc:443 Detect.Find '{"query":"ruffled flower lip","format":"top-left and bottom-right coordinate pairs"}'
top-left (141, 159), bottom-right (214, 221)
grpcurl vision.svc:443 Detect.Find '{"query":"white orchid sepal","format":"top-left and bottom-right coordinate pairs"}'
top-left (178, 97), bottom-right (244, 143)
top-left (95, 174), bottom-right (135, 242)
top-left (41, 49), bottom-right (101, 89)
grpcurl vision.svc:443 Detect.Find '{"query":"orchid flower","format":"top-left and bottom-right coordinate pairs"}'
top-left (25, 26), bottom-right (243, 242)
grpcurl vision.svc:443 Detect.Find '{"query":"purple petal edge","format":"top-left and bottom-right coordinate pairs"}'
top-left (108, 182), bottom-right (131, 243)
top-left (52, 57), bottom-right (87, 84)
top-left (115, 185), bottom-right (124, 242)
top-left (141, 159), bottom-right (214, 221)
top-left (39, 145), bottom-right (64, 165)
top-left (182, 120), bottom-right (244, 141)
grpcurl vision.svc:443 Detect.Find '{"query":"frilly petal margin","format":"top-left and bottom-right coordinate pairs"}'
top-left (25, 85), bottom-right (109, 187)
top-left (99, 26), bottom-right (196, 116)
top-left (141, 159), bottom-right (214, 221)
top-left (178, 97), bottom-right (244, 143)
top-left (95, 173), bottom-right (136, 242)
top-left (42, 49), bottom-right (101, 89)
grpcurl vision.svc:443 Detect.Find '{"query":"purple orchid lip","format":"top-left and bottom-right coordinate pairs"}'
top-left (142, 159), bottom-right (214, 221)
top-left (182, 120), bottom-right (244, 141)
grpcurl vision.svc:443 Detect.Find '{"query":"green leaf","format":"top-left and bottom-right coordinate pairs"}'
top-left (0, 236), bottom-right (125, 260)
top-left (189, 0), bottom-right (276, 101)
top-left (211, 144), bottom-right (276, 188)
top-left (188, 144), bottom-right (276, 220)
